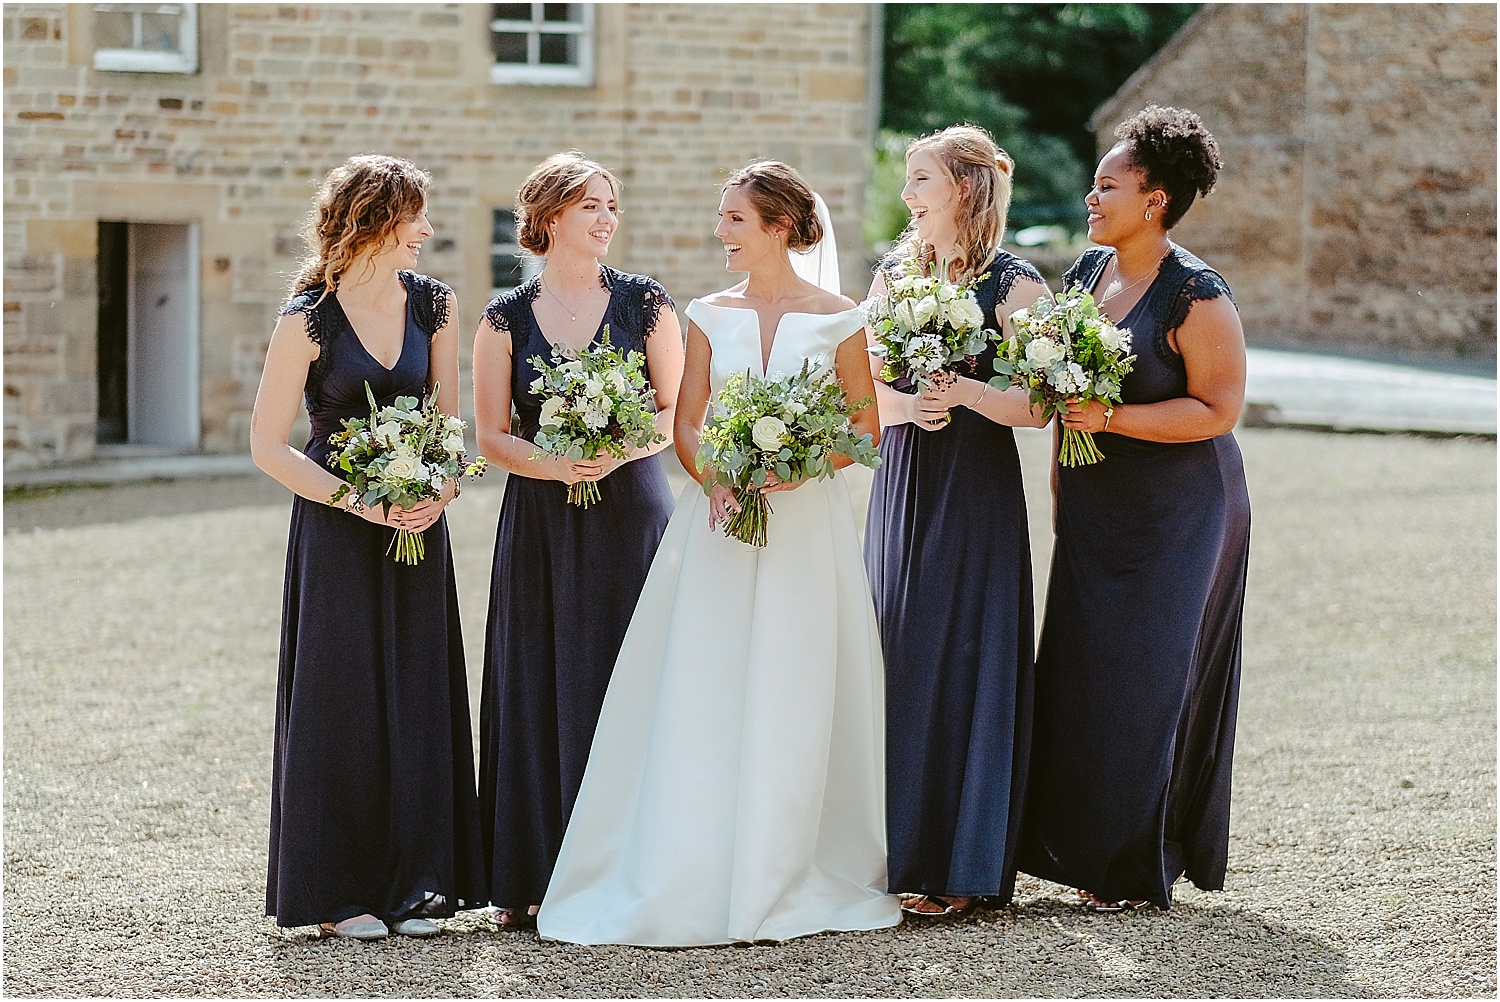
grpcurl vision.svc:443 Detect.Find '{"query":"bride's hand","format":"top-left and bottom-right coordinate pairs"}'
top-left (759, 471), bottom-right (804, 494)
top-left (707, 482), bottom-right (741, 530)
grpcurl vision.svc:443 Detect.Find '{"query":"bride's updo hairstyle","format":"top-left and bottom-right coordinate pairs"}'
top-left (290, 154), bottom-right (430, 297)
top-left (723, 160), bottom-right (823, 251)
top-left (889, 124), bottom-right (1013, 282)
top-left (515, 151), bottom-right (621, 257)
top-left (1114, 105), bottom-right (1221, 229)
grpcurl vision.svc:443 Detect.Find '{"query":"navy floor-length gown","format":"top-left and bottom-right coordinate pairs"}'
top-left (1017, 244), bottom-right (1251, 909)
top-left (864, 252), bottom-right (1043, 902)
top-left (267, 271), bottom-right (486, 929)
top-left (479, 267), bottom-right (676, 910)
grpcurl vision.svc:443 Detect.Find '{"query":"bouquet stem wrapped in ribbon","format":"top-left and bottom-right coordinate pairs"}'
top-left (696, 359), bottom-right (881, 547)
top-left (327, 381), bottom-right (488, 564)
top-left (862, 260), bottom-right (998, 392)
top-left (528, 324), bottom-right (665, 507)
top-left (991, 289), bottom-right (1136, 467)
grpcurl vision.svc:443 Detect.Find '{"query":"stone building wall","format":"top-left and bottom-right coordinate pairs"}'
top-left (2, 3), bottom-right (877, 469)
top-left (1092, 4), bottom-right (1496, 364)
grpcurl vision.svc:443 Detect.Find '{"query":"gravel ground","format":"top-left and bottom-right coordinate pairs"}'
top-left (4, 426), bottom-right (1495, 998)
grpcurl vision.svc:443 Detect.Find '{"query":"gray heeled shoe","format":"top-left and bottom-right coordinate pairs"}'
top-left (390, 918), bottom-right (440, 937)
top-left (319, 915), bottom-right (389, 940)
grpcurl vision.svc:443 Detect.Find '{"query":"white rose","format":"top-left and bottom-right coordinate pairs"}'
top-left (781, 400), bottom-right (808, 418)
top-left (375, 421), bottom-right (402, 448)
top-left (945, 297), bottom-right (985, 331)
top-left (1026, 337), bottom-right (1065, 367)
top-left (935, 282), bottom-right (957, 303)
top-left (911, 295), bottom-right (940, 328)
top-left (539, 396), bottom-right (566, 427)
top-left (606, 369), bottom-right (630, 396)
top-left (583, 375), bottom-right (606, 398)
top-left (442, 431), bottom-right (465, 454)
top-left (751, 415), bottom-right (787, 453)
top-left (384, 454), bottom-right (419, 480)
top-left (893, 298), bottom-right (918, 332)
top-left (893, 275), bottom-right (920, 295)
top-left (444, 415), bottom-right (464, 432)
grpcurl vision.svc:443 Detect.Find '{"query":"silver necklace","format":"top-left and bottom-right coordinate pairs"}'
top-left (1100, 251), bottom-right (1170, 309)
top-left (540, 272), bottom-right (595, 323)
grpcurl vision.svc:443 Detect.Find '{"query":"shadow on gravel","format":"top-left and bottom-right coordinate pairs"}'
top-left (953, 896), bottom-right (1369, 999)
top-left (251, 897), bottom-right (1366, 999)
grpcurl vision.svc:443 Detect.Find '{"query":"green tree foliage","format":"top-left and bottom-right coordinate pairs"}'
top-left (878, 3), bottom-right (1199, 235)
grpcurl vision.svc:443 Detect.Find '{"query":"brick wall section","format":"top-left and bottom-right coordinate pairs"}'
top-left (1092, 4), bottom-right (1496, 363)
top-left (2, 3), bottom-right (876, 468)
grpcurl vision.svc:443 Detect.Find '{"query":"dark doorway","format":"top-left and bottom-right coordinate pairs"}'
top-left (96, 221), bottom-right (129, 443)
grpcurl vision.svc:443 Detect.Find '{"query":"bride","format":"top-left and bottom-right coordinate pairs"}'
top-left (537, 160), bottom-right (902, 946)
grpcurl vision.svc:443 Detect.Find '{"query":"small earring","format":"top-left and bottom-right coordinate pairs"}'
top-left (1145, 209), bottom-right (1153, 222)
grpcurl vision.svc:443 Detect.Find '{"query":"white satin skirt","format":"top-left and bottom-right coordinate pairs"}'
top-left (537, 474), bottom-right (901, 946)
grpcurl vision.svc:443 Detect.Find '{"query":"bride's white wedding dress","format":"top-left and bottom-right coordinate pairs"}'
top-left (536, 299), bottom-right (901, 946)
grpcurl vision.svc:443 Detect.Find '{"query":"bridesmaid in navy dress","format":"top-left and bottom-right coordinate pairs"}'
top-left (473, 153), bottom-right (683, 928)
top-left (863, 126), bottom-right (1049, 917)
top-left (1018, 106), bottom-right (1251, 911)
top-left (251, 155), bottom-right (485, 939)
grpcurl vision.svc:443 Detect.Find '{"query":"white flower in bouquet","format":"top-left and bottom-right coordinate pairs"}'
top-left (539, 395), bottom-right (566, 428)
top-left (864, 259), bottom-right (1002, 390)
top-left (697, 360), bottom-right (881, 547)
top-left (384, 452), bottom-right (419, 480)
top-left (751, 415), bottom-right (788, 452)
top-left (892, 298), bottom-right (918, 333)
top-left (527, 324), bottom-right (665, 507)
top-left (1026, 337), bottom-right (1065, 368)
top-left (374, 421), bottom-right (401, 449)
top-left (945, 297), bottom-right (985, 330)
top-left (992, 288), bottom-right (1137, 466)
top-left (325, 380), bottom-right (488, 564)
top-left (911, 295), bottom-right (940, 328)
top-left (1098, 324), bottom-right (1130, 352)
top-left (581, 399), bottom-right (611, 431)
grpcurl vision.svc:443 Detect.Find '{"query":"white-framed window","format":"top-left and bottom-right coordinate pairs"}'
top-left (93, 3), bottom-right (199, 73)
top-left (489, 3), bottom-right (595, 87)
top-left (491, 209), bottom-right (541, 296)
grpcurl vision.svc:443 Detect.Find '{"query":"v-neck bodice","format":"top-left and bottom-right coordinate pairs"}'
top-left (683, 300), bottom-right (866, 396)
top-left (484, 267), bottom-right (676, 444)
top-left (280, 270), bottom-right (451, 469)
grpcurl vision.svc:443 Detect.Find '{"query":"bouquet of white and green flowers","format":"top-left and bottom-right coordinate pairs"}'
top-left (697, 360), bottom-right (881, 548)
top-left (862, 261), bottom-right (997, 390)
top-left (528, 324), bottom-right (664, 507)
top-left (327, 381), bottom-right (488, 564)
top-left (991, 288), bottom-right (1136, 466)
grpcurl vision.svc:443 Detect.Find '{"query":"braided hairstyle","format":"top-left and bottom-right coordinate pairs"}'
top-left (1114, 105), bottom-right (1222, 229)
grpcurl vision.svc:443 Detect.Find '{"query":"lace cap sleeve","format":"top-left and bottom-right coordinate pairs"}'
top-left (1062, 248), bottom-right (1110, 293)
top-left (482, 279), bottom-right (539, 354)
top-left (399, 271), bottom-right (453, 340)
top-left (280, 286), bottom-right (333, 388)
top-left (989, 252), bottom-right (1046, 306)
top-left (1165, 268), bottom-right (1235, 338)
top-left (640, 278), bottom-right (676, 339)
